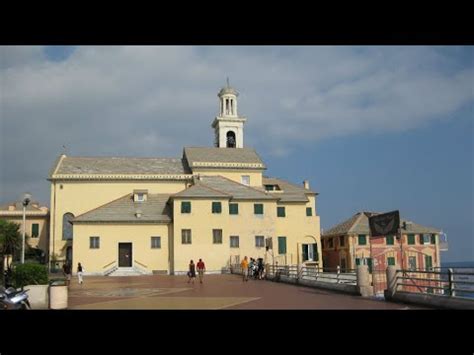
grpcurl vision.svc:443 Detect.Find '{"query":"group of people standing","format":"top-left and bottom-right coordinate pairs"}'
top-left (187, 259), bottom-right (206, 284)
top-left (62, 262), bottom-right (84, 285)
top-left (240, 256), bottom-right (264, 282)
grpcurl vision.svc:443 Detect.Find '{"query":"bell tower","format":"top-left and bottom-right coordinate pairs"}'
top-left (212, 79), bottom-right (247, 148)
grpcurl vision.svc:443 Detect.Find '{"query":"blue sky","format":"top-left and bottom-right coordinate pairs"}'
top-left (1, 46), bottom-right (472, 262)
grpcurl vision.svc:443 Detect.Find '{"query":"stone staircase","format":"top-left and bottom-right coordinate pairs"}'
top-left (107, 267), bottom-right (148, 277)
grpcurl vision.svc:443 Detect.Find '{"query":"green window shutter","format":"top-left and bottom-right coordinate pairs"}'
top-left (302, 245), bottom-right (308, 261)
top-left (386, 235), bottom-right (394, 245)
top-left (356, 258), bottom-right (361, 266)
top-left (181, 201), bottom-right (191, 213)
top-left (229, 203), bottom-right (239, 215)
top-left (313, 243), bottom-right (319, 261)
top-left (431, 234), bottom-right (436, 244)
top-left (425, 256), bottom-right (433, 270)
top-left (254, 204), bottom-right (264, 215)
top-left (212, 202), bottom-right (222, 214)
top-left (278, 237), bottom-right (287, 254)
top-left (358, 235), bottom-right (367, 245)
top-left (367, 258), bottom-right (372, 273)
top-left (387, 257), bottom-right (395, 266)
top-left (408, 234), bottom-right (415, 245)
top-left (277, 207), bottom-right (286, 217)
top-left (306, 207), bottom-right (312, 216)
top-left (31, 224), bottom-right (39, 237)
top-left (419, 234), bottom-right (424, 244)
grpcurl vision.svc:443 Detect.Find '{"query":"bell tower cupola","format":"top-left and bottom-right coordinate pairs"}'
top-left (212, 79), bottom-right (247, 148)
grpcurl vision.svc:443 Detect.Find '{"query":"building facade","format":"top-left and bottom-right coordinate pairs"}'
top-left (48, 83), bottom-right (322, 275)
top-left (0, 201), bottom-right (50, 256)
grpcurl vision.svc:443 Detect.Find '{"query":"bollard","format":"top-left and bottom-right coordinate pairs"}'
top-left (386, 266), bottom-right (397, 299)
top-left (356, 265), bottom-right (373, 297)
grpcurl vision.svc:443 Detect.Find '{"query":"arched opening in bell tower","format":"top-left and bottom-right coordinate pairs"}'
top-left (226, 131), bottom-right (236, 148)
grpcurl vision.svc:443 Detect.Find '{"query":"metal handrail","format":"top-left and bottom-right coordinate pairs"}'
top-left (134, 260), bottom-right (148, 268)
top-left (102, 261), bottom-right (116, 269)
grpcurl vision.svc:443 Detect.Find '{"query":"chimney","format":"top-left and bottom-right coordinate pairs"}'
top-left (303, 180), bottom-right (310, 190)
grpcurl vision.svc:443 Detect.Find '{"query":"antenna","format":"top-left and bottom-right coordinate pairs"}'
top-left (226, 77), bottom-right (230, 87)
top-left (62, 145), bottom-right (67, 155)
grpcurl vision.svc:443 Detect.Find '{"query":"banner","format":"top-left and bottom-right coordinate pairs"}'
top-left (368, 210), bottom-right (400, 236)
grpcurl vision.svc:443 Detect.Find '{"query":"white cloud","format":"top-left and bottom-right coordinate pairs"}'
top-left (0, 45), bottom-right (472, 203)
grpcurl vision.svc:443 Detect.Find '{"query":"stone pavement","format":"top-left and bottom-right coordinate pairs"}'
top-left (68, 274), bottom-right (425, 309)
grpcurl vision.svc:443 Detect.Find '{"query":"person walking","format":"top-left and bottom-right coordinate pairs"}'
top-left (187, 260), bottom-right (196, 284)
top-left (197, 258), bottom-right (206, 284)
top-left (241, 256), bottom-right (249, 282)
top-left (63, 262), bottom-right (72, 286)
top-left (77, 262), bottom-right (84, 285)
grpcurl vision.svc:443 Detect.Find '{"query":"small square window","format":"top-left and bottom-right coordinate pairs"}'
top-left (212, 202), bottom-right (222, 214)
top-left (89, 236), bottom-right (100, 249)
top-left (213, 229), bottom-right (223, 244)
top-left (182, 229), bottom-right (192, 244)
top-left (277, 206), bottom-right (286, 217)
top-left (151, 236), bottom-right (161, 249)
top-left (181, 201), bottom-right (191, 214)
top-left (255, 236), bottom-right (264, 247)
top-left (254, 204), bottom-right (264, 215)
top-left (241, 175), bottom-right (250, 186)
top-left (407, 234), bottom-right (415, 245)
top-left (386, 235), bottom-right (394, 245)
top-left (358, 235), bottom-right (367, 245)
top-left (230, 236), bottom-right (239, 248)
top-left (387, 257), bottom-right (396, 266)
top-left (136, 193), bottom-right (144, 202)
top-left (306, 207), bottom-right (312, 216)
top-left (229, 203), bottom-right (239, 215)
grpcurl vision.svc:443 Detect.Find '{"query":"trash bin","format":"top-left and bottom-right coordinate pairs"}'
top-left (49, 278), bottom-right (68, 310)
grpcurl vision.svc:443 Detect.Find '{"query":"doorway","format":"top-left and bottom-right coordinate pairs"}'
top-left (118, 243), bottom-right (132, 267)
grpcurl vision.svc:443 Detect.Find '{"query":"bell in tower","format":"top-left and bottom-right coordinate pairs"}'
top-left (212, 79), bottom-right (247, 148)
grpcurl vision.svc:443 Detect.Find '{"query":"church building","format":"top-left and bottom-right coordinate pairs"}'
top-left (47, 83), bottom-right (322, 275)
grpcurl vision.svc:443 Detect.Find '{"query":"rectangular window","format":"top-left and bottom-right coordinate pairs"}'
top-left (355, 258), bottom-right (361, 266)
top-left (278, 236), bottom-right (287, 254)
top-left (407, 234), bottom-right (415, 245)
top-left (31, 223), bottom-right (39, 238)
top-left (255, 236), bottom-right (264, 248)
top-left (328, 238), bottom-right (334, 248)
top-left (230, 236), bottom-right (239, 248)
top-left (386, 235), bottom-right (394, 245)
top-left (151, 236), bottom-right (161, 249)
top-left (241, 175), bottom-right (250, 186)
top-left (136, 193), bottom-right (144, 202)
top-left (181, 201), bottom-right (191, 214)
top-left (425, 255), bottom-right (433, 271)
top-left (229, 203), bottom-right (239, 215)
top-left (422, 234), bottom-right (431, 245)
top-left (213, 229), bottom-right (223, 244)
top-left (181, 229), bottom-right (192, 244)
top-left (306, 207), bottom-right (312, 216)
top-left (387, 257), bottom-right (396, 266)
top-left (358, 235), bottom-right (367, 245)
top-left (254, 204), bottom-right (264, 215)
top-left (408, 256), bottom-right (417, 270)
top-left (212, 202), bottom-right (222, 214)
top-left (431, 234), bottom-right (436, 245)
top-left (339, 236), bottom-right (345, 247)
top-left (89, 236), bottom-right (100, 249)
top-left (277, 206), bottom-right (286, 217)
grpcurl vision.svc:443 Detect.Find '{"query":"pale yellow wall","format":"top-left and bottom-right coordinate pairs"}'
top-left (49, 180), bottom-right (187, 260)
top-left (274, 201), bottom-right (321, 266)
top-left (72, 223), bottom-right (170, 274)
top-left (1, 216), bottom-right (49, 252)
top-left (190, 169), bottom-right (263, 187)
top-left (171, 198), bottom-right (321, 273)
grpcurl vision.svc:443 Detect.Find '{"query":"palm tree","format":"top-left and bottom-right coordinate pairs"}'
top-left (0, 219), bottom-right (22, 286)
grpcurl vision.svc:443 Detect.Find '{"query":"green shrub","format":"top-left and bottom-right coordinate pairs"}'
top-left (12, 263), bottom-right (48, 288)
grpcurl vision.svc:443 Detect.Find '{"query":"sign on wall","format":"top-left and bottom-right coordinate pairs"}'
top-left (368, 210), bottom-right (400, 236)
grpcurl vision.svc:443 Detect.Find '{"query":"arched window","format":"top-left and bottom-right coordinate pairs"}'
top-left (63, 213), bottom-right (74, 240)
top-left (226, 131), bottom-right (236, 148)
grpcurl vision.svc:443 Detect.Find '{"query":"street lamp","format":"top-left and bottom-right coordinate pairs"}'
top-left (21, 192), bottom-right (32, 264)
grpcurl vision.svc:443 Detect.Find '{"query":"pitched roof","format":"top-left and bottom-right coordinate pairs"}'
top-left (172, 183), bottom-right (231, 199)
top-left (322, 212), bottom-right (441, 237)
top-left (262, 177), bottom-right (316, 202)
top-left (183, 147), bottom-right (265, 169)
top-left (0, 201), bottom-right (49, 216)
top-left (50, 156), bottom-right (190, 177)
top-left (172, 175), bottom-right (276, 200)
top-left (73, 194), bottom-right (172, 223)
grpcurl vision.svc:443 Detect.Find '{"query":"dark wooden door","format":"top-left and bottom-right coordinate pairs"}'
top-left (118, 243), bottom-right (132, 267)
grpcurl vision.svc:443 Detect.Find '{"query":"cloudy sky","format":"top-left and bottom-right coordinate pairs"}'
top-left (1, 46), bottom-right (473, 262)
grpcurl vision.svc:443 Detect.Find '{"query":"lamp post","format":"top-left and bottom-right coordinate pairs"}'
top-left (21, 193), bottom-right (32, 264)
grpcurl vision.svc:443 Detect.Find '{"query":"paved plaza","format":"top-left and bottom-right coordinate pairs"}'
top-left (67, 274), bottom-right (425, 309)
